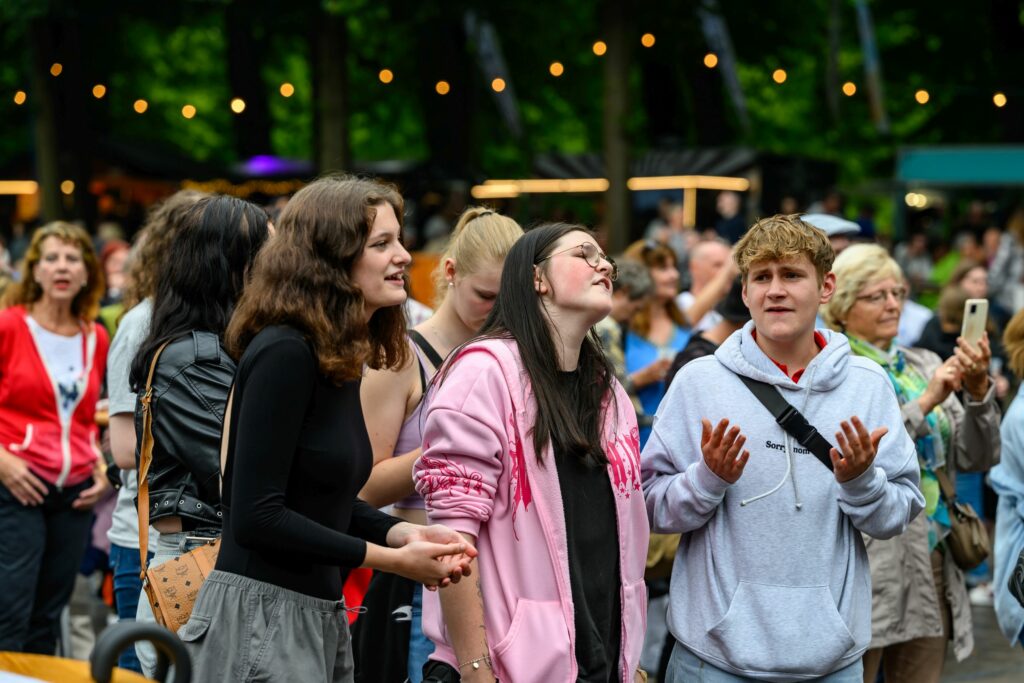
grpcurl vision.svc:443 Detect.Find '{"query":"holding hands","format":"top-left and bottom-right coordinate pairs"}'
top-left (701, 418), bottom-right (750, 484)
top-left (386, 522), bottom-right (479, 590)
top-left (830, 416), bottom-right (888, 483)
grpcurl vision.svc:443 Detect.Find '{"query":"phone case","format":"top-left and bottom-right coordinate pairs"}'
top-left (961, 298), bottom-right (988, 345)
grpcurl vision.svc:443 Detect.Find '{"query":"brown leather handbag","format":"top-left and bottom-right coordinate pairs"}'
top-left (935, 466), bottom-right (991, 571)
top-left (137, 341), bottom-right (232, 632)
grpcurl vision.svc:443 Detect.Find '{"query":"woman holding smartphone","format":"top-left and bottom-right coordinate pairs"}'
top-left (823, 243), bottom-right (1000, 682)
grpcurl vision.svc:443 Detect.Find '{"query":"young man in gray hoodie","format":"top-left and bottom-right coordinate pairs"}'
top-left (642, 214), bottom-right (925, 682)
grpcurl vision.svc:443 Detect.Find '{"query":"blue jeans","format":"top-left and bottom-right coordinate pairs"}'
top-left (667, 642), bottom-right (864, 682)
top-left (109, 544), bottom-right (150, 673)
top-left (408, 584), bottom-right (434, 683)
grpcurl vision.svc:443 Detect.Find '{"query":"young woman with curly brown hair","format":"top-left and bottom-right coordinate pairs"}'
top-left (180, 176), bottom-right (475, 683)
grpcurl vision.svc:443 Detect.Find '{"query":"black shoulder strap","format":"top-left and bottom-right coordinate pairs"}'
top-left (736, 375), bottom-right (835, 471)
top-left (408, 330), bottom-right (445, 369)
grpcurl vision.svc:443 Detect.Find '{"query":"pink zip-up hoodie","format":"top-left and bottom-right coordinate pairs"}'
top-left (414, 338), bottom-right (649, 682)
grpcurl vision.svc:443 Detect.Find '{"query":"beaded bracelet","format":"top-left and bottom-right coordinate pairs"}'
top-left (458, 654), bottom-right (492, 672)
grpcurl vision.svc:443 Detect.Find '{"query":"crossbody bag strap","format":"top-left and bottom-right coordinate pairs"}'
top-left (932, 465), bottom-right (957, 503)
top-left (408, 329), bottom-right (445, 369)
top-left (219, 387), bottom-right (234, 496)
top-left (736, 374), bottom-right (836, 472)
top-left (137, 340), bottom-right (173, 579)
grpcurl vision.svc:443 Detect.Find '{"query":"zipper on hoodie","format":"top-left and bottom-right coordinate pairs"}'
top-left (24, 315), bottom-right (95, 490)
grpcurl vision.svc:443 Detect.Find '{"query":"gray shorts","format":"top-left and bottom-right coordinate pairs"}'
top-left (179, 570), bottom-right (355, 683)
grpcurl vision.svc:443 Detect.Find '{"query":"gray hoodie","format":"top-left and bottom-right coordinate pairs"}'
top-left (642, 322), bottom-right (924, 682)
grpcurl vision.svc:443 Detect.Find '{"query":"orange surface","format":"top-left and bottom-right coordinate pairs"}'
top-left (0, 652), bottom-right (149, 683)
top-left (408, 252), bottom-right (440, 307)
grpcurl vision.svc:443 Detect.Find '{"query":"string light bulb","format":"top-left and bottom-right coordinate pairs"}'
top-left (182, 104), bottom-right (196, 119)
top-left (772, 69), bottom-right (787, 84)
top-left (60, 180), bottom-right (74, 195)
top-left (435, 80), bottom-right (450, 95)
top-left (279, 83), bottom-right (294, 97)
top-left (13, 90), bottom-right (27, 105)
top-left (50, 63), bottom-right (63, 77)
top-left (994, 92), bottom-right (1007, 108)
top-left (641, 33), bottom-right (655, 48)
top-left (133, 99), bottom-right (148, 114)
top-left (915, 89), bottom-right (930, 105)
top-left (491, 78), bottom-right (506, 93)
top-left (593, 41), bottom-right (607, 56)
top-left (549, 62), bottom-right (564, 77)
top-left (230, 97), bottom-right (246, 113)
top-left (842, 82), bottom-right (856, 96)
top-left (92, 84), bottom-right (106, 99)
top-left (379, 69), bottom-right (394, 84)
top-left (704, 53), bottom-right (718, 69)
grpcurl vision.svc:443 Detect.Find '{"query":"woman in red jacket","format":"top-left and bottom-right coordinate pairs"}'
top-left (0, 222), bottom-right (109, 654)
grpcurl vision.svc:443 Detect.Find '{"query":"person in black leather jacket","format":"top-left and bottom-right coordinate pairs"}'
top-left (127, 194), bottom-right (271, 677)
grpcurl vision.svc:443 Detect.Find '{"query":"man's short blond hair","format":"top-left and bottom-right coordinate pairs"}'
top-left (734, 214), bottom-right (835, 283)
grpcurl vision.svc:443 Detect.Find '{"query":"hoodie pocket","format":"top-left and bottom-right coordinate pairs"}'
top-left (707, 581), bottom-right (855, 674)
top-left (492, 599), bottom-right (571, 682)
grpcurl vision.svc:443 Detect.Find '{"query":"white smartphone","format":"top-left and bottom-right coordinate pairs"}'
top-left (961, 298), bottom-right (989, 345)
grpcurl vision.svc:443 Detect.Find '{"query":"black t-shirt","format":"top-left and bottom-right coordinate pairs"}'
top-left (554, 370), bottom-right (621, 682)
top-left (216, 325), bottom-right (399, 600)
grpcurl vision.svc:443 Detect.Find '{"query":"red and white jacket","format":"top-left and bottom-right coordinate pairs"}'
top-left (0, 305), bottom-right (109, 488)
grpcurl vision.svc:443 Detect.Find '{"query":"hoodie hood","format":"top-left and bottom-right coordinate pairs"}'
top-left (715, 320), bottom-right (850, 392)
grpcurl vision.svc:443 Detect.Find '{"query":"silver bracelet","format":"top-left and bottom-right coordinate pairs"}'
top-left (458, 654), bottom-right (492, 672)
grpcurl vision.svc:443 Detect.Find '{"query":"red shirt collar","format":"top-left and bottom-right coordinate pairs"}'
top-left (750, 330), bottom-right (827, 383)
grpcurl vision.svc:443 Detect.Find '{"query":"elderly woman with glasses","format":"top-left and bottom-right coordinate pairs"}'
top-left (822, 243), bottom-right (1000, 682)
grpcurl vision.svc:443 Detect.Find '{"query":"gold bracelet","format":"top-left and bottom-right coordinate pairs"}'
top-left (458, 654), bottom-right (492, 672)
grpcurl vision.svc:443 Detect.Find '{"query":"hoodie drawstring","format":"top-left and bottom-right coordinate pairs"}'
top-left (741, 364), bottom-right (819, 510)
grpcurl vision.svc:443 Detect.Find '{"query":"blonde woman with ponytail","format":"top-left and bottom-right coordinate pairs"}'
top-left (354, 207), bottom-right (523, 682)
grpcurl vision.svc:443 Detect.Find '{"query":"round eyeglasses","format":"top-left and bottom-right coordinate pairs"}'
top-left (536, 242), bottom-right (618, 281)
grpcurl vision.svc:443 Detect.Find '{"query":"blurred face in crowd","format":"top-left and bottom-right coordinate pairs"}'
top-left (609, 289), bottom-right (648, 324)
top-left (841, 276), bottom-right (906, 348)
top-left (104, 245), bottom-right (129, 293)
top-left (689, 241), bottom-right (731, 294)
top-left (649, 257), bottom-right (680, 302)
top-left (959, 265), bottom-right (988, 300)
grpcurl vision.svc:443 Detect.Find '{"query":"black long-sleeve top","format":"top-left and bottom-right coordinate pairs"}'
top-left (215, 325), bottom-right (399, 600)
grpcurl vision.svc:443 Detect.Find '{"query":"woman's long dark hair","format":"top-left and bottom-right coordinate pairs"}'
top-left (130, 195), bottom-right (271, 389)
top-left (464, 222), bottom-right (617, 465)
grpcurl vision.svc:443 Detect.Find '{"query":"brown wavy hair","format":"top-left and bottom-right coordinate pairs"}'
top-left (122, 189), bottom-right (207, 309)
top-left (225, 176), bottom-right (410, 383)
top-left (2, 222), bottom-right (105, 322)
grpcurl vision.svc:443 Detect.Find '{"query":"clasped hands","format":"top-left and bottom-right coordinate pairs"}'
top-left (700, 416), bottom-right (888, 485)
top-left (386, 522), bottom-right (478, 590)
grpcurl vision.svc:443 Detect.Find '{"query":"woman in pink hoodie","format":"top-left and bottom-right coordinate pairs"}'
top-left (415, 223), bottom-right (650, 683)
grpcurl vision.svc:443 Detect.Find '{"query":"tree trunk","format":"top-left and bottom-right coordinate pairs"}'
top-left (313, 9), bottom-right (350, 173)
top-left (29, 19), bottom-right (63, 222)
top-left (603, 0), bottom-right (630, 252)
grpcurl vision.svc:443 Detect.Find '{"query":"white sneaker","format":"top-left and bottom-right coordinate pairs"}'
top-left (968, 582), bottom-right (994, 606)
